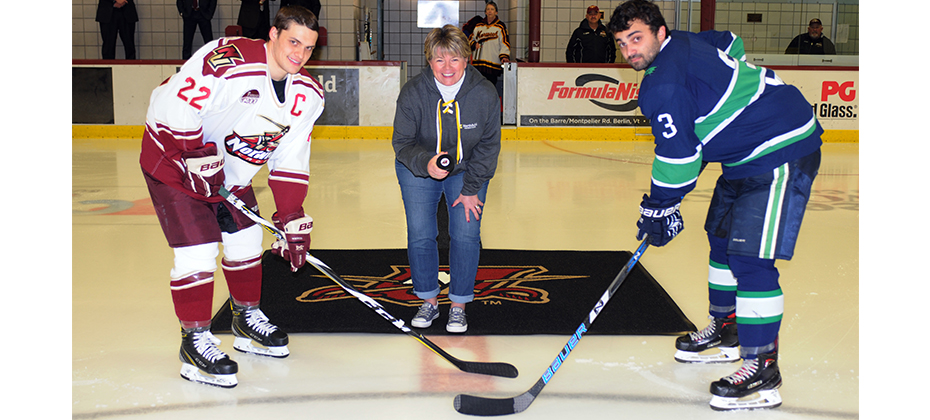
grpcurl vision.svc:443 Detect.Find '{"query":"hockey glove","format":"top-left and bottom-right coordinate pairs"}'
top-left (181, 144), bottom-right (225, 198)
top-left (271, 212), bottom-right (314, 272)
top-left (636, 194), bottom-right (684, 247)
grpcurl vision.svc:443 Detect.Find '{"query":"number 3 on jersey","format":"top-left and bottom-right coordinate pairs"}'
top-left (178, 77), bottom-right (211, 110)
top-left (657, 113), bottom-right (678, 139)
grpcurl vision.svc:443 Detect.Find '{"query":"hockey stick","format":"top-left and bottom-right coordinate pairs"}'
top-left (218, 187), bottom-right (518, 379)
top-left (453, 236), bottom-right (651, 415)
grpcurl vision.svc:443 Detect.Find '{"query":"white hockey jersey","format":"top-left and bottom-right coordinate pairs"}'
top-left (141, 36), bottom-right (325, 214)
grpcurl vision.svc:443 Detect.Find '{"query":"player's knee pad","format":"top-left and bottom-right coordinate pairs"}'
top-left (221, 224), bottom-right (264, 262)
top-left (171, 242), bottom-right (220, 279)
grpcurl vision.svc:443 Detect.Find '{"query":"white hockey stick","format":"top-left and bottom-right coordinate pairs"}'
top-left (218, 187), bottom-right (518, 378)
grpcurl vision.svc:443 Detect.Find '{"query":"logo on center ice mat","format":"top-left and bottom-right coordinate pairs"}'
top-left (296, 265), bottom-right (588, 307)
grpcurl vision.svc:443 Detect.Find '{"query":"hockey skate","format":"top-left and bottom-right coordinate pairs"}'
top-left (179, 327), bottom-right (239, 388)
top-left (674, 315), bottom-right (740, 363)
top-left (231, 303), bottom-right (290, 358)
top-left (709, 349), bottom-right (782, 411)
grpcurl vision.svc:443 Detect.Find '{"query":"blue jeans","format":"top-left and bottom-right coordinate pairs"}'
top-left (395, 161), bottom-right (487, 304)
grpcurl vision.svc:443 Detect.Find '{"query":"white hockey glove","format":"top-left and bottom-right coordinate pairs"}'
top-left (181, 144), bottom-right (225, 198)
top-left (271, 212), bottom-right (314, 272)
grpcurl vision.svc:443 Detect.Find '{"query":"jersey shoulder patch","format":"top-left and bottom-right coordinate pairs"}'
top-left (201, 38), bottom-right (266, 78)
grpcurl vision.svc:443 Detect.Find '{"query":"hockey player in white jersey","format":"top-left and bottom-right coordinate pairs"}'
top-left (140, 5), bottom-right (324, 388)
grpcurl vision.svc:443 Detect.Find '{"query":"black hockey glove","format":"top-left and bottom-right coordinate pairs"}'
top-left (636, 194), bottom-right (684, 247)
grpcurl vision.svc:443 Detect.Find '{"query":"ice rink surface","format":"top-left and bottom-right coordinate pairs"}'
top-left (71, 139), bottom-right (859, 419)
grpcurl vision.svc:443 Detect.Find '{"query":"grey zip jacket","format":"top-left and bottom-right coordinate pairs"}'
top-left (392, 65), bottom-right (501, 196)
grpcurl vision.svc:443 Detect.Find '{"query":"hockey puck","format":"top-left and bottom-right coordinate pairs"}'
top-left (437, 155), bottom-right (455, 172)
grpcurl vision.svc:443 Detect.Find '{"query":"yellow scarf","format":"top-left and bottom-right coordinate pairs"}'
top-left (435, 98), bottom-right (463, 164)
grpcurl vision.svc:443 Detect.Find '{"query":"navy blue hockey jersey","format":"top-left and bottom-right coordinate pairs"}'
top-left (638, 30), bottom-right (822, 203)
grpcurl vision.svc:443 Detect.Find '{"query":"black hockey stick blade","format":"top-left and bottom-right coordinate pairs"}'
top-left (453, 237), bottom-right (651, 416)
top-left (305, 253), bottom-right (518, 379)
top-left (455, 379), bottom-right (544, 416)
top-left (218, 187), bottom-right (518, 379)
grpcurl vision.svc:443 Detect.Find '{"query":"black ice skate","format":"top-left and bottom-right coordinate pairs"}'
top-left (674, 314), bottom-right (740, 363)
top-left (709, 349), bottom-right (782, 411)
top-left (231, 303), bottom-right (290, 358)
top-left (179, 327), bottom-right (238, 388)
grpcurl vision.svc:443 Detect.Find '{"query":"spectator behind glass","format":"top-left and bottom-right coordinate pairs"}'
top-left (281, 0), bottom-right (321, 20)
top-left (178, 0), bottom-right (216, 60)
top-left (96, 0), bottom-right (138, 59)
top-left (566, 5), bottom-right (616, 63)
top-left (785, 18), bottom-right (836, 55)
top-left (468, 1), bottom-right (511, 89)
top-left (238, 0), bottom-right (274, 41)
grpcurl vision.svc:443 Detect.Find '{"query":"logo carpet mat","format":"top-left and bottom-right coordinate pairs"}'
top-left (211, 249), bottom-right (695, 336)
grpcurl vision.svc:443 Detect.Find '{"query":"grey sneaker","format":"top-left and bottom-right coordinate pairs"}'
top-left (446, 307), bottom-right (467, 333)
top-left (411, 302), bottom-right (440, 328)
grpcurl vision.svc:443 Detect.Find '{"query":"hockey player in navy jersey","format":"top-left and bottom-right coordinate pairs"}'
top-left (608, 0), bottom-right (822, 411)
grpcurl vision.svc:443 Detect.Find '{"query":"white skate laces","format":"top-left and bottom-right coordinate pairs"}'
top-left (244, 309), bottom-right (279, 336)
top-left (179, 328), bottom-right (239, 388)
top-left (193, 330), bottom-right (228, 362)
top-left (232, 307), bottom-right (290, 358)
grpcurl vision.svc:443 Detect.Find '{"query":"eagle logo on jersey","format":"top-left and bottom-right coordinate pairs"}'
top-left (224, 115), bottom-right (290, 165)
top-left (207, 44), bottom-right (245, 71)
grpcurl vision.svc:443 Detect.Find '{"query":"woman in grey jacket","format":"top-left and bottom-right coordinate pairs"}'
top-left (392, 24), bottom-right (502, 333)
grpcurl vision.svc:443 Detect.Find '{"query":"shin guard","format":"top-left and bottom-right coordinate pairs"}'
top-left (171, 271), bottom-right (215, 326)
top-left (223, 255), bottom-right (263, 307)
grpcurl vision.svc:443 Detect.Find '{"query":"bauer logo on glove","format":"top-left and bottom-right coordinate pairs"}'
top-left (636, 194), bottom-right (684, 247)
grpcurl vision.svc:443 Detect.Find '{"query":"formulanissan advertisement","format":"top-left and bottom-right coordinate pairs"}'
top-left (518, 67), bottom-right (648, 127)
top-left (516, 65), bottom-right (858, 132)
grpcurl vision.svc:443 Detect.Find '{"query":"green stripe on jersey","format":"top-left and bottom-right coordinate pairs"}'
top-left (727, 36), bottom-right (746, 61)
top-left (651, 156), bottom-right (703, 188)
top-left (723, 117), bottom-right (818, 167)
top-left (694, 55), bottom-right (764, 143)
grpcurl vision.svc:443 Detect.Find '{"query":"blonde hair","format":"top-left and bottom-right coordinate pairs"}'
top-left (424, 24), bottom-right (471, 61)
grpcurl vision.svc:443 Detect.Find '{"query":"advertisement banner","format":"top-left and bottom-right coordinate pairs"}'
top-left (776, 70), bottom-right (859, 131)
top-left (517, 67), bottom-right (647, 127)
top-left (516, 65), bottom-right (858, 132)
top-left (304, 68), bottom-right (360, 126)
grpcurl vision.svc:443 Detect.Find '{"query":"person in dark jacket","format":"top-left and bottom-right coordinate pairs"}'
top-left (178, 0), bottom-right (216, 60)
top-left (281, 0), bottom-right (321, 19)
top-left (238, 0), bottom-right (273, 40)
top-left (566, 5), bottom-right (616, 63)
top-left (392, 25), bottom-right (501, 334)
top-left (96, 0), bottom-right (138, 59)
top-left (785, 18), bottom-right (836, 55)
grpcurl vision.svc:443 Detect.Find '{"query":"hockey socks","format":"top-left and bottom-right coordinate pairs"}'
top-left (222, 255), bottom-right (263, 307)
top-left (729, 255), bottom-right (783, 355)
top-left (170, 271), bottom-right (215, 328)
